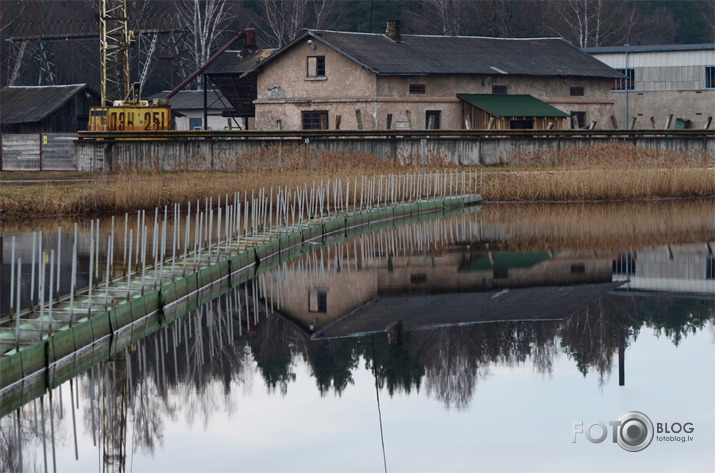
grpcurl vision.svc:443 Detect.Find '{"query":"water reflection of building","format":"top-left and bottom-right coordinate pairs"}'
top-left (381, 249), bottom-right (612, 293)
top-left (269, 246), bottom-right (613, 332)
top-left (614, 243), bottom-right (715, 295)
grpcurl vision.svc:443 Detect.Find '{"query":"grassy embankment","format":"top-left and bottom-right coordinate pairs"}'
top-left (0, 142), bottom-right (712, 218)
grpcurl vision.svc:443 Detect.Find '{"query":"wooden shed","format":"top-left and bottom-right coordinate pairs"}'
top-left (458, 94), bottom-right (570, 130)
top-left (0, 84), bottom-right (101, 133)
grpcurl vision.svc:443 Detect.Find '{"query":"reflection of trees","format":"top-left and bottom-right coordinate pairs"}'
top-left (259, 291), bottom-right (713, 409)
top-left (4, 290), bottom-right (712, 466)
top-left (559, 295), bottom-right (714, 384)
top-left (0, 395), bottom-right (64, 473)
top-left (637, 297), bottom-right (714, 346)
top-left (306, 339), bottom-right (360, 396)
top-left (250, 312), bottom-right (302, 395)
top-left (362, 334), bottom-right (424, 397)
top-left (408, 322), bottom-right (562, 409)
top-left (558, 298), bottom-right (636, 383)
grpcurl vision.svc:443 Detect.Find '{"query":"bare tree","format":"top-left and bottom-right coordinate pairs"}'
top-left (259, 0), bottom-right (310, 48)
top-left (635, 6), bottom-right (681, 45)
top-left (555, 0), bottom-right (639, 47)
top-left (312, 0), bottom-right (336, 30)
top-left (703, 1), bottom-right (715, 42)
top-left (177, 0), bottom-right (231, 86)
top-left (472, 0), bottom-right (554, 38)
top-left (406, 0), bottom-right (478, 36)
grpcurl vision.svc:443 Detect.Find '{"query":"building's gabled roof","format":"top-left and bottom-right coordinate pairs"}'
top-left (0, 84), bottom-right (97, 125)
top-left (582, 43), bottom-right (715, 55)
top-left (147, 89), bottom-right (229, 111)
top-left (248, 30), bottom-right (623, 79)
top-left (458, 94), bottom-right (570, 118)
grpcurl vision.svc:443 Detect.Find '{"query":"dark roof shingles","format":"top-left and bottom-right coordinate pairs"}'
top-left (1, 84), bottom-right (89, 125)
top-left (310, 31), bottom-right (623, 78)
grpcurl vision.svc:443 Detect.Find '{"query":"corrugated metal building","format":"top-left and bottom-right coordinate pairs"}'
top-left (0, 84), bottom-right (101, 133)
top-left (583, 43), bottom-right (715, 129)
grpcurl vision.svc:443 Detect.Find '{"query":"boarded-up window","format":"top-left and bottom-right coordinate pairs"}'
top-left (425, 110), bottom-right (441, 129)
top-left (571, 111), bottom-right (585, 129)
top-left (307, 56), bottom-right (325, 77)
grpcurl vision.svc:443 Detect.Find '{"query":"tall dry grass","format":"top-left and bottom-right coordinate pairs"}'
top-left (0, 142), bottom-right (712, 218)
top-left (483, 141), bottom-right (714, 201)
top-left (482, 167), bottom-right (713, 201)
top-left (478, 200), bottom-right (715, 253)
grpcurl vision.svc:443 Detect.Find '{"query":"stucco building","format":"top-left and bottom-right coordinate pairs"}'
top-left (583, 43), bottom-right (715, 130)
top-left (245, 22), bottom-right (622, 131)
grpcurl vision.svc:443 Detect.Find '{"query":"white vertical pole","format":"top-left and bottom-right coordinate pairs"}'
top-left (10, 236), bottom-right (15, 311)
top-left (123, 213), bottom-right (128, 273)
top-left (56, 227), bottom-right (61, 293)
top-left (87, 222), bottom-right (94, 316)
top-left (49, 250), bottom-right (54, 331)
top-left (105, 235), bottom-right (112, 309)
top-left (16, 259), bottom-right (22, 346)
top-left (126, 230), bottom-right (133, 300)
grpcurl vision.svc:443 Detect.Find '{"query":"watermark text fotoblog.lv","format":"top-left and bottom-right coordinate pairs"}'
top-left (572, 411), bottom-right (694, 452)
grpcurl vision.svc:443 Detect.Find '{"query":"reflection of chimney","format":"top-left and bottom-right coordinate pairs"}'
top-left (386, 20), bottom-right (402, 42)
top-left (387, 321), bottom-right (403, 345)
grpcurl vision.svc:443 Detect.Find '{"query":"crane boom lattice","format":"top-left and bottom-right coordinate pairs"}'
top-left (100, 0), bottom-right (131, 105)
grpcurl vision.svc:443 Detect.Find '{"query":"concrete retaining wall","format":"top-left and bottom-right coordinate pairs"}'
top-left (76, 135), bottom-right (715, 172)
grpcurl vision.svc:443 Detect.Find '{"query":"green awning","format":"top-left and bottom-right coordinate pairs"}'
top-left (457, 94), bottom-right (569, 118)
top-left (461, 251), bottom-right (552, 272)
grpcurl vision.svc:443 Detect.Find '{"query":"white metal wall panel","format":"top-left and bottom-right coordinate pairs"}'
top-left (42, 133), bottom-right (77, 171)
top-left (591, 49), bottom-right (715, 69)
top-left (1, 134), bottom-right (41, 170)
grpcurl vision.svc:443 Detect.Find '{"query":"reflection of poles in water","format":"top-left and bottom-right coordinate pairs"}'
top-left (371, 335), bottom-right (388, 473)
top-left (49, 387), bottom-right (57, 472)
top-left (70, 379), bottom-right (79, 460)
top-left (102, 354), bottom-right (129, 473)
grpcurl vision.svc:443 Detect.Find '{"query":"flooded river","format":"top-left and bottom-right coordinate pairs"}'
top-left (1, 200), bottom-right (713, 472)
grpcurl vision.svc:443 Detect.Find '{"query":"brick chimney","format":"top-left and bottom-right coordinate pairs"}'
top-left (386, 20), bottom-right (401, 42)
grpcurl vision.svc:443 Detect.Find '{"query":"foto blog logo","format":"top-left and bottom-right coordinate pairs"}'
top-left (572, 411), bottom-right (654, 452)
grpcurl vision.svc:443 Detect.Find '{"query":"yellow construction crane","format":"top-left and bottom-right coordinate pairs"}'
top-left (89, 0), bottom-right (171, 131)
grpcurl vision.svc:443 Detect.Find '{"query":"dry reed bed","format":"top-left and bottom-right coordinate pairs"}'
top-left (0, 142), bottom-right (712, 218)
top-left (478, 200), bottom-right (715, 253)
top-left (482, 167), bottom-right (714, 201)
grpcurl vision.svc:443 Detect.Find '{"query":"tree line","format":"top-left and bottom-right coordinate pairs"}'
top-left (1, 0), bottom-right (713, 96)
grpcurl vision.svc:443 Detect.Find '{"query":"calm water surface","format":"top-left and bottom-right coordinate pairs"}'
top-left (1, 200), bottom-right (713, 472)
